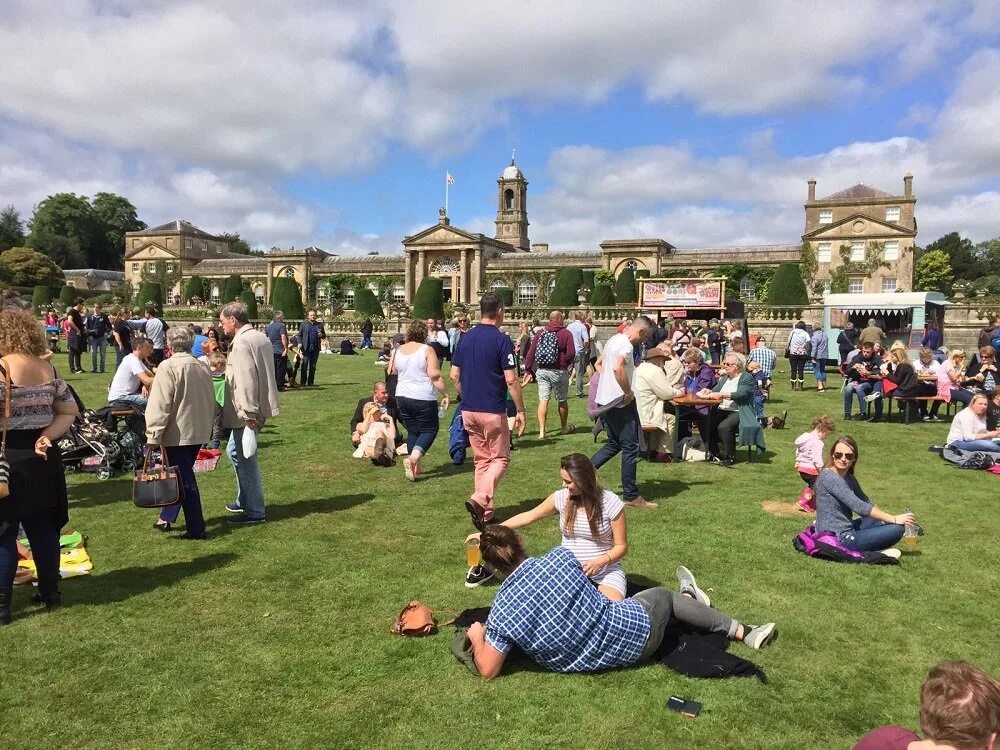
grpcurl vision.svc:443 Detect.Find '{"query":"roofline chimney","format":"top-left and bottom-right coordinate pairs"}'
top-left (807, 178), bottom-right (816, 201)
top-left (903, 173), bottom-right (913, 198)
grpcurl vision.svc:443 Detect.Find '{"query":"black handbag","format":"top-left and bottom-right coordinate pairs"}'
top-left (132, 445), bottom-right (184, 508)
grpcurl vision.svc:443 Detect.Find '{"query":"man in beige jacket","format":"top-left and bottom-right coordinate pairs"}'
top-left (635, 344), bottom-right (683, 462)
top-left (219, 301), bottom-right (280, 524)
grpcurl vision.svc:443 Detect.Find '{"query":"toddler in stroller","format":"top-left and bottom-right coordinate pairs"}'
top-left (57, 385), bottom-right (146, 480)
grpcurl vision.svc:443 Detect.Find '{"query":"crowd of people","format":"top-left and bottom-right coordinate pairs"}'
top-left (3, 288), bottom-right (997, 746)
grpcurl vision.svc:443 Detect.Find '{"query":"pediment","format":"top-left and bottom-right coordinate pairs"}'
top-left (804, 214), bottom-right (914, 240)
top-left (125, 241), bottom-right (179, 260)
top-left (404, 223), bottom-right (483, 247)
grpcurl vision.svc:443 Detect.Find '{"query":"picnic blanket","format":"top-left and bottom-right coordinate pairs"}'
top-left (16, 528), bottom-right (92, 583)
top-left (194, 448), bottom-right (221, 473)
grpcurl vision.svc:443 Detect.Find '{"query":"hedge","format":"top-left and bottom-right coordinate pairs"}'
top-left (135, 281), bottom-right (164, 310)
top-left (269, 276), bottom-right (305, 319)
top-left (222, 275), bottom-right (243, 304)
top-left (493, 287), bottom-right (514, 308)
top-left (581, 271), bottom-right (596, 299)
top-left (58, 285), bottom-right (76, 308)
top-left (590, 284), bottom-right (615, 306)
top-left (547, 268), bottom-right (584, 306)
top-left (412, 277), bottom-right (445, 320)
top-left (239, 290), bottom-right (259, 320)
top-left (184, 275), bottom-right (207, 302)
top-left (614, 268), bottom-right (637, 304)
top-left (766, 262), bottom-right (809, 306)
top-left (354, 287), bottom-right (384, 318)
top-left (32, 285), bottom-right (51, 309)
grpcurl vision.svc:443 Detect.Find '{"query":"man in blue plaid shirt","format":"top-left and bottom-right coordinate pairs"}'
top-left (466, 526), bottom-right (778, 678)
top-left (748, 336), bottom-right (777, 380)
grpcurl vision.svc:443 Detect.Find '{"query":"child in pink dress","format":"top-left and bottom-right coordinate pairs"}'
top-left (793, 415), bottom-right (835, 511)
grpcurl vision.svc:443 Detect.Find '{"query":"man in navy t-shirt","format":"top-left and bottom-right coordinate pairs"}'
top-left (451, 292), bottom-right (526, 587)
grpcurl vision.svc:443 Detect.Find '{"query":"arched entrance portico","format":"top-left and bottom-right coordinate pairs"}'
top-left (430, 255), bottom-right (461, 303)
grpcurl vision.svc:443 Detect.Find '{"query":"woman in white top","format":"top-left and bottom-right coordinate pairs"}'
top-left (786, 321), bottom-right (812, 391)
top-left (468, 453), bottom-right (629, 600)
top-left (388, 319), bottom-right (449, 481)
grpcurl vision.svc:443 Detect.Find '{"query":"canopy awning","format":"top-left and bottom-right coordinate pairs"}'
top-left (824, 292), bottom-right (949, 314)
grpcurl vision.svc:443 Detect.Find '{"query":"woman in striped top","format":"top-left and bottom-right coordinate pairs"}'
top-left (468, 453), bottom-right (628, 601)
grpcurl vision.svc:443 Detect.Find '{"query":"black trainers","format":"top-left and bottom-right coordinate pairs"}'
top-left (465, 565), bottom-right (494, 588)
top-left (227, 515), bottom-right (265, 525)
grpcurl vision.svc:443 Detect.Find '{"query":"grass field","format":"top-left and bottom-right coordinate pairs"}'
top-left (1, 353), bottom-right (997, 750)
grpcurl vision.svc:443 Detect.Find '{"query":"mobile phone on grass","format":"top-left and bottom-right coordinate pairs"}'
top-left (666, 695), bottom-right (702, 718)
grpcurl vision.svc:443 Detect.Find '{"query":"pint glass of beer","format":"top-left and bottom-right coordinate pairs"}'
top-left (465, 539), bottom-right (481, 567)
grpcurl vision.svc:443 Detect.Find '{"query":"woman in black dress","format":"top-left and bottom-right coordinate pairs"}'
top-left (0, 307), bottom-right (79, 623)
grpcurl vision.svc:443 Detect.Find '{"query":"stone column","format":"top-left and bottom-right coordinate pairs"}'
top-left (404, 250), bottom-right (412, 303)
top-left (471, 250), bottom-right (482, 304)
top-left (460, 249), bottom-right (469, 303)
top-left (415, 250), bottom-right (426, 291)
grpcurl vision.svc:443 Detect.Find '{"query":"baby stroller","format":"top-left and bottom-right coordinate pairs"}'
top-left (58, 387), bottom-right (145, 480)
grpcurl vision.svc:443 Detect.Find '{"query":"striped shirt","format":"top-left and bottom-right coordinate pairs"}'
top-left (484, 546), bottom-right (650, 672)
top-left (553, 488), bottom-right (624, 566)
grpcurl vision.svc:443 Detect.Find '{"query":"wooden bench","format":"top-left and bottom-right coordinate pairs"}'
top-left (886, 395), bottom-right (953, 424)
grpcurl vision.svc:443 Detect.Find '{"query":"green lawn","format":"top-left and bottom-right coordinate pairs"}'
top-left (2, 354), bottom-right (996, 750)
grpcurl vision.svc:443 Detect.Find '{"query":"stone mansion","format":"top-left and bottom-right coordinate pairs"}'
top-left (123, 159), bottom-right (917, 309)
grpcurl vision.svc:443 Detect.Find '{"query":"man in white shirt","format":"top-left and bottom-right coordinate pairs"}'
top-left (566, 311), bottom-right (591, 398)
top-left (108, 338), bottom-right (155, 408)
top-left (143, 306), bottom-right (168, 365)
top-left (592, 316), bottom-right (656, 509)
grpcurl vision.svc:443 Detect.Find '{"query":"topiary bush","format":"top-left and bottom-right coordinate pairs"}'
top-left (590, 284), bottom-right (615, 307)
top-left (614, 268), bottom-right (637, 304)
top-left (222, 274), bottom-right (243, 303)
top-left (353, 286), bottom-right (384, 318)
top-left (59, 285), bottom-right (76, 308)
top-left (493, 286), bottom-right (514, 308)
top-left (547, 268), bottom-right (584, 306)
top-left (581, 271), bottom-right (596, 300)
top-left (135, 281), bottom-right (164, 310)
top-left (184, 275), bottom-right (206, 302)
top-left (269, 276), bottom-right (305, 319)
top-left (239, 290), bottom-right (259, 320)
top-left (766, 262), bottom-right (809, 306)
top-left (32, 285), bottom-right (51, 310)
top-left (412, 277), bottom-right (445, 320)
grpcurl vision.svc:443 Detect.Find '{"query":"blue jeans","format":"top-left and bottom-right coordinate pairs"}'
top-left (113, 393), bottom-right (148, 409)
top-left (115, 345), bottom-right (127, 368)
top-left (948, 439), bottom-right (1000, 453)
top-left (814, 362), bottom-right (827, 384)
top-left (157, 445), bottom-right (206, 536)
top-left (89, 337), bottom-right (108, 371)
top-left (227, 427), bottom-right (266, 520)
top-left (396, 396), bottom-right (439, 456)
top-left (844, 380), bottom-right (882, 417)
top-left (592, 402), bottom-right (640, 501)
top-left (839, 517), bottom-right (905, 552)
top-left (360, 336), bottom-right (373, 349)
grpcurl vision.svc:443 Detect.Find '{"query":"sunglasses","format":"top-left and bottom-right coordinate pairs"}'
top-left (833, 451), bottom-right (855, 460)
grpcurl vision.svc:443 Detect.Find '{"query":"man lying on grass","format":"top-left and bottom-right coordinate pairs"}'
top-left (466, 525), bottom-right (777, 679)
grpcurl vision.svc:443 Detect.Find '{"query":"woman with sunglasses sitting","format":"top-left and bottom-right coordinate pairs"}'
top-left (466, 453), bottom-right (630, 601)
top-left (814, 436), bottom-right (916, 555)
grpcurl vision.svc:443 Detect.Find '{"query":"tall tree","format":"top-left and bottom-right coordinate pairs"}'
top-left (219, 232), bottom-right (261, 256)
top-left (916, 232), bottom-right (983, 282)
top-left (913, 250), bottom-right (953, 295)
top-left (28, 193), bottom-right (97, 269)
top-left (91, 192), bottom-right (146, 268)
top-left (0, 205), bottom-right (26, 252)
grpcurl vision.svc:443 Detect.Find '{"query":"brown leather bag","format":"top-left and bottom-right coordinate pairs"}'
top-left (132, 445), bottom-right (184, 508)
top-left (390, 601), bottom-right (436, 637)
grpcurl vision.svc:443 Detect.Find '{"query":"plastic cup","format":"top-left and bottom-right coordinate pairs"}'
top-left (465, 539), bottom-right (481, 567)
top-left (903, 525), bottom-right (919, 546)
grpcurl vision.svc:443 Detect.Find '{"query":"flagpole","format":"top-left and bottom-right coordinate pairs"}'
top-left (445, 172), bottom-right (449, 216)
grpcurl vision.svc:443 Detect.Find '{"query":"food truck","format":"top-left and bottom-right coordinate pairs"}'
top-left (821, 292), bottom-right (948, 359)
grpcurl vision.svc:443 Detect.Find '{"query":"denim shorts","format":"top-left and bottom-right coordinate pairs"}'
top-left (536, 368), bottom-right (569, 402)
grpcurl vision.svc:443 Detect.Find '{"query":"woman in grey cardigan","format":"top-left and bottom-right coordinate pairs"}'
top-left (147, 327), bottom-right (216, 539)
top-left (810, 326), bottom-right (829, 392)
top-left (814, 435), bottom-right (916, 555)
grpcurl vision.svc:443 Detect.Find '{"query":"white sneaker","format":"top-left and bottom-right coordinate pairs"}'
top-left (675, 566), bottom-right (711, 607)
top-left (880, 548), bottom-right (902, 560)
top-left (864, 392), bottom-right (882, 403)
top-left (742, 622), bottom-right (777, 650)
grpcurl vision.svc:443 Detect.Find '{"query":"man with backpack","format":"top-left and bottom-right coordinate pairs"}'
top-left (523, 310), bottom-right (576, 439)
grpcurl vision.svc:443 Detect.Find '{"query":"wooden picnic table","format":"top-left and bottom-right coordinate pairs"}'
top-left (671, 394), bottom-right (719, 407)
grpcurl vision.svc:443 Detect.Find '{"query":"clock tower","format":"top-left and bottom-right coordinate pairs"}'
top-left (494, 154), bottom-right (530, 251)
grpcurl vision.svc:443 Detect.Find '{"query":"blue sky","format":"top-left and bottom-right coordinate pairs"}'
top-left (1, 1), bottom-right (998, 255)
